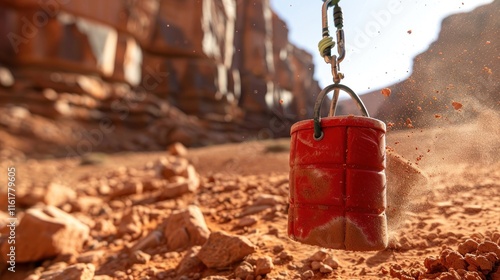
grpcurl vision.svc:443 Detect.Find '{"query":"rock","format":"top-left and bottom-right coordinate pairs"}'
top-left (44, 183), bottom-right (77, 207)
top-left (159, 166), bottom-right (200, 199)
top-left (93, 276), bottom-right (114, 280)
top-left (109, 180), bottom-right (143, 198)
top-left (239, 205), bottom-right (273, 217)
top-left (0, 206), bottom-right (89, 262)
top-left (310, 261), bottom-right (322, 271)
top-left (278, 251), bottom-right (293, 263)
top-left (309, 250), bottom-right (329, 262)
top-left (76, 250), bottom-right (105, 264)
top-left (70, 196), bottom-right (103, 213)
top-left (302, 270), bottom-right (314, 279)
top-left (117, 206), bottom-right (150, 239)
top-left (237, 216), bottom-right (258, 228)
top-left (164, 205), bottom-right (210, 251)
top-left (198, 231), bottom-right (257, 268)
top-left (130, 230), bottom-right (163, 252)
top-left (0, 66), bottom-right (14, 87)
top-left (323, 257), bottom-right (339, 269)
top-left (39, 263), bottom-right (95, 280)
top-left (130, 250), bottom-right (151, 265)
top-left (234, 261), bottom-right (254, 279)
top-left (168, 142), bottom-right (188, 157)
top-left (477, 241), bottom-right (500, 257)
top-left (458, 239), bottom-right (479, 255)
top-left (253, 194), bottom-right (284, 206)
top-left (319, 263), bottom-right (334, 273)
top-left (159, 157), bottom-right (189, 179)
top-left (255, 256), bottom-right (274, 275)
top-left (177, 246), bottom-right (205, 275)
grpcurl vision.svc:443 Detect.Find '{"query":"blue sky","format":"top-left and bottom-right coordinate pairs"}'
top-left (270, 0), bottom-right (493, 96)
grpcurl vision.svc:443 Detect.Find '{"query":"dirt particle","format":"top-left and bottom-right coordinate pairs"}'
top-left (406, 118), bottom-right (414, 128)
top-left (483, 66), bottom-right (492, 75)
top-left (381, 88), bottom-right (392, 97)
top-left (452, 101), bottom-right (463, 110)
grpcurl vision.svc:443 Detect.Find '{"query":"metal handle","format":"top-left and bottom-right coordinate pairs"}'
top-left (313, 84), bottom-right (369, 140)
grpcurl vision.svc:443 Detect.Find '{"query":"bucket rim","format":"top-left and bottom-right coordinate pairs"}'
top-left (291, 115), bottom-right (386, 135)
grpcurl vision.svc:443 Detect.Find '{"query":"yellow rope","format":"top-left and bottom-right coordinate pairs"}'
top-left (318, 36), bottom-right (335, 57)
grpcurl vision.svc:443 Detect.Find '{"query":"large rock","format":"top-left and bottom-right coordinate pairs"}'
top-left (197, 231), bottom-right (256, 268)
top-left (0, 205), bottom-right (90, 262)
top-left (164, 205), bottom-right (210, 251)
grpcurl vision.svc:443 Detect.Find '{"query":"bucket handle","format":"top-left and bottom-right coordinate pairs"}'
top-left (313, 83), bottom-right (369, 140)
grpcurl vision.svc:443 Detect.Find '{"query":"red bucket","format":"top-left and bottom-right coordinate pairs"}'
top-left (288, 84), bottom-right (388, 251)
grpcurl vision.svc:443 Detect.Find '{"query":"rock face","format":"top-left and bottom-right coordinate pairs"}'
top-left (338, 1), bottom-right (499, 127)
top-left (0, 205), bottom-right (90, 263)
top-left (0, 0), bottom-right (322, 157)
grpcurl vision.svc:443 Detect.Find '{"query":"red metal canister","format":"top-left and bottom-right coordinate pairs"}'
top-left (288, 84), bottom-right (388, 251)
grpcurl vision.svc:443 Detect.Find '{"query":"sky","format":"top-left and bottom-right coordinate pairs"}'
top-left (270, 0), bottom-right (493, 96)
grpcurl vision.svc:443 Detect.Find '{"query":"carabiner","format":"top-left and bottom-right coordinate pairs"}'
top-left (318, 0), bottom-right (345, 83)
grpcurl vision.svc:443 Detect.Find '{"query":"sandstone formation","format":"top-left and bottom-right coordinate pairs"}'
top-left (0, 0), bottom-right (323, 158)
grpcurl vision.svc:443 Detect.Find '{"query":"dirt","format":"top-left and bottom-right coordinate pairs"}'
top-left (0, 117), bottom-right (499, 280)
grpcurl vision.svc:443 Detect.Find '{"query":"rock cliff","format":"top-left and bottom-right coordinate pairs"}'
top-left (0, 0), bottom-right (322, 158)
top-left (338, 1), bottom-right (499, 128)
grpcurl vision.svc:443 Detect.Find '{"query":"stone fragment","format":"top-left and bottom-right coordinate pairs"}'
top-left (168, 142), bottom-right (188, 157)
top-left (0, 66), bottom-right (14, 87)
top-left (130, 230), bottom-right (163, 252)
top-left (310, 261), bottom-right (322, 271)
top-left (70, 196), bottom-right (103, 213)
top-left (253, 194), bottom-right (284, 206)
top-left (239, 205), bottom-right (273, 217)
top-left (319, 264), bottom-right (334, 273)
top-left (254, 255), bottom-right (274, 275)
top-left (441, 249), bottom-right (466, 270)
top-left (76, 250), bottom-right (105, 264)
top-left (458, 239), bottom-right (479, 255)
top-left (118, 206), bottom-right (150, 239)
top-left (0, 206), bottom-right (89, 262)
top-left (109, 181), bottom-right (143, 198)
top-left (234, 261), bottom-right (254, 279)
top-left (477, 241), bottom-right (500, 257)
top-left (164, 205), bottom-right (210, 251)
top-left (159, 157), bottom-right (189, 179)
top-left (198, 231), bottom-right (256, 268)
top-left (237, 216), bottom-right (258, 228)
top-left (177, 246), bottom-right (205, 275)
top-left (130, 250), bottom-right (151, 265)
top-left (309, 250), bottom-right (329, 262)
top-left (44, 183), bottom-right (77, 207)
top-left (302, 270), bottom-right (314, 279)
top-left (39, 263), bottom-right (95, 280)
top-left (323, 257), bottom-right (339, 269)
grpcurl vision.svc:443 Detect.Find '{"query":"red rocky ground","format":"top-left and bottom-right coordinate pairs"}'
top-left (0, 117), bottom-right (499, 280)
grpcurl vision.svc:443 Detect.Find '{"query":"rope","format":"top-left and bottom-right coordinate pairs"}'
top-left (318, 36), bottom-right (335, 57)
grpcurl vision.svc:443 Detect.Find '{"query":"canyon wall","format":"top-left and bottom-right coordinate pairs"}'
top-left (338, 1), bottom-right (499, 128)
top-left (0, 0), bottom-right (322, 157)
